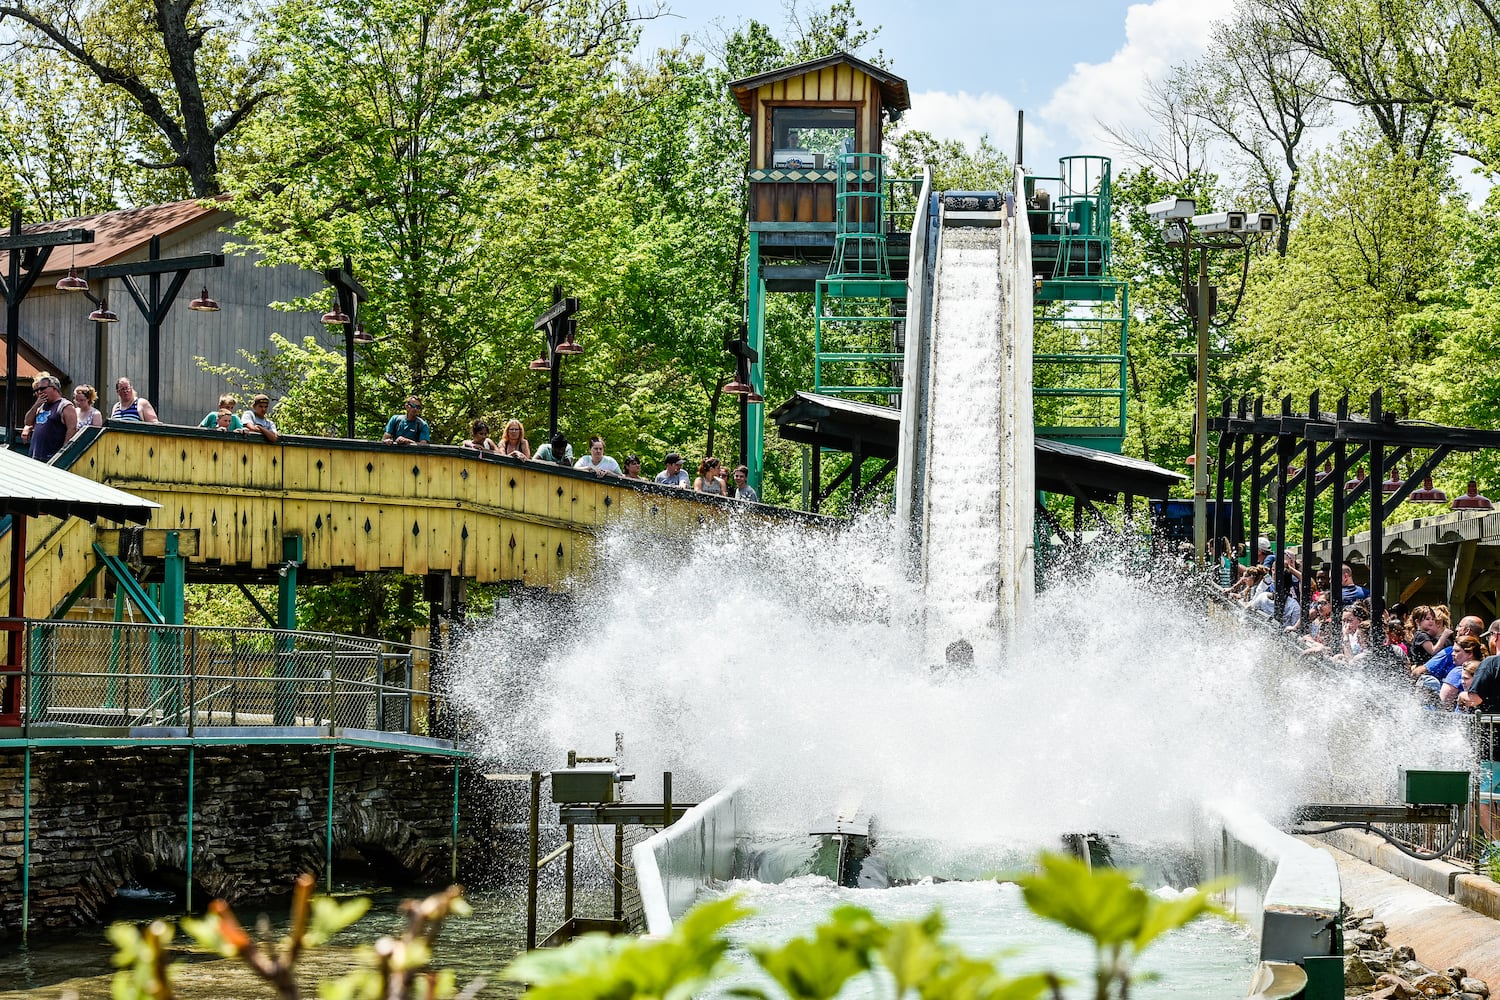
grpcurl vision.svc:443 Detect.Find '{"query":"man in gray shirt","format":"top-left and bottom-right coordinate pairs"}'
top-left (654, 452), bottom-right (689, 487)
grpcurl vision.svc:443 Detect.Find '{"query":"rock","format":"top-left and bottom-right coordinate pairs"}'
top-left (1363, 951), bottom-right (1394, 975)
top-left (1347, 907), bottom-right (1376, 925)
top-left (1460, 980), bottom-right (1489, 998)
top-left (1448, 969), bottom-right (1470, 984)
top-left (1394, 946), bottom-right (1417, 963)
top-left (1375, 974), bottom-right (1417, 999)
top-left (1401, 960), bottom-right (1432, 979)
top-left (1347, 955), bottom-right (1377, 989)
top-left (1360, 919), bottom-right (1389, 938)
top-left (1349, 930), bottom-right (1378, 949)
top-left (1408, 972), bottom-right (1456, 996)
top-left (1461, 994), bottom-right (1488, 1000)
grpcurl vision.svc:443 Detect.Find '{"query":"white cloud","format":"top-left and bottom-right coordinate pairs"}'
top-left (1040, 0), bottom-right (1235, 159)
top-left (900, 90), bottom-right (1049, 161)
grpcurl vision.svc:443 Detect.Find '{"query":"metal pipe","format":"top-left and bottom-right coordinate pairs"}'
top-left (526, 770), bottom-right (541, 950)
top-left (613, 823), bottom-right (624, 924)
top-left (326, 745), bottom-right (336, 893)
top-left (564, 822), bottom-right (574, 920)
top-left (1193, 249), bottom-right (1210, 567)
top-left (1369, 390), bottom-right (1386, 628)
top-left (537, 842), bottom-right (574, 869)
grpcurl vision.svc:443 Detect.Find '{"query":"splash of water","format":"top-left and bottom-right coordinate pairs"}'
top-left (452, 514), bottom-right (1468, 851)
top-left (922, 226), bottom-right (1007, 652)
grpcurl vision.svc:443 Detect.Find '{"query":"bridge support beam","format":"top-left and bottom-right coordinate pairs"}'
top-left (274, 536), bottom-right (303, 726)
top-left (426, 572), bottom-right (465, 740)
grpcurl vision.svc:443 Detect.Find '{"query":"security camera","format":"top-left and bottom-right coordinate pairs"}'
top-left (1147, 197), bottom-right (1196, 222)
top-left (1240, 212), bottom-right (1278, 233)
top-left (1191, 211), bottom-right (1245, 233)
top-left (1162, 226), bottom-right (1187, 246)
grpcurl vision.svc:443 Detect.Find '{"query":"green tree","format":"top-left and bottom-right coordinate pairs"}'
top-left (0, 0), bottom-right (279, 195)
top-left (1226, 131), bottom-right (1459, 415)
top-left (224, 0), bottom-right (642, 444)
top-left (0, 47), bottom-right (171, 216)
top-left (1166, 3), bottom-right (1334, 255)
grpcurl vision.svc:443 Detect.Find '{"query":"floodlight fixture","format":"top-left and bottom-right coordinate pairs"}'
top-left (1147, 197), bottom-right (1196, 222)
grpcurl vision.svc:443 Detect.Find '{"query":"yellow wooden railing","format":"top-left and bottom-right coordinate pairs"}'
top-left (4, 424), bottom-right (822, 616)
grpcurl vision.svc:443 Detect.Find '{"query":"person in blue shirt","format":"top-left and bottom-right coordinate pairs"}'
top-left (1411, 616), bottom-right (1484, 692)
top-left (1339, 563), bottom-right (1369, 603)
top-left (383, 395), bottom-right (430, 445)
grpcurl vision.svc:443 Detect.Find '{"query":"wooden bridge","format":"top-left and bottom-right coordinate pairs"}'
top-left (5, 423), bottom-right (815, 617)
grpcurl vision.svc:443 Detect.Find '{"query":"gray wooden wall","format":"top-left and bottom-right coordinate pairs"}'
top-left (20, 216), bottom-right (326, 426)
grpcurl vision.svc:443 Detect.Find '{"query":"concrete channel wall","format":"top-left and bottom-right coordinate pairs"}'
top-left (1198, 800), bottom-right (1342, 964)
top-left (630, 783), bottom-right (742, 936)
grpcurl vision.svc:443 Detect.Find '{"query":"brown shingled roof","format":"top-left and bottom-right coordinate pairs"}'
top-left (26, 198), bottom-right (230, 276)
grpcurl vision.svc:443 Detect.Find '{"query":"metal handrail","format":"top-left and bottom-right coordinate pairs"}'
top-left (10, 618), bottom-right (439, 740)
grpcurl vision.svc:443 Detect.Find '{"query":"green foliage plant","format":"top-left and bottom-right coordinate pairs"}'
top-left (1012, 853), bottom-right (1230, 1000)
top-left (104, 854), bottom-right (1228, 999)
top-left (106, 874), bottom-right (471, 1000)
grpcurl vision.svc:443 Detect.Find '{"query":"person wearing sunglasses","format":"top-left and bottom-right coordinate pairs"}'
top-left (383, 394), bottom-right (430, 446)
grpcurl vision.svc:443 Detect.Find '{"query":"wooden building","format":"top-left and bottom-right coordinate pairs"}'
top-left (731, 52), bottom-right (911, 226)
top-left (14, 200), bottom-right (323, 426)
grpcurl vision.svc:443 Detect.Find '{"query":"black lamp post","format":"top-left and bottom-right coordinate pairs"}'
top-left (85, 234), bottom-right (224, 407)
top-left (1155, 204), bottom-right (1276, 567)
top-left (529, 286), bottom-right (581, 440)
top-left (322, 256), bottom-right (369, 438)
top-left (724, 322), bottom-right (761, 465)
top-left (0, 210), bottom-right (93, 442)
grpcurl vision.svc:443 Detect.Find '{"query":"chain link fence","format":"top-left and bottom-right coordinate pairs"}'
top-left (16, 619), bottom-right (438, 736)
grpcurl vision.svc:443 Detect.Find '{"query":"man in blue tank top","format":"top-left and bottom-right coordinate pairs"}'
top-left (28, 374), bottom-right (77, 462)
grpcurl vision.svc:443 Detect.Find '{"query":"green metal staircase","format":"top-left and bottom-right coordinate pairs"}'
top-left (1028, 156), bottom-right (1128, 452)
top-left (814, 152), bottom-right (908, 403)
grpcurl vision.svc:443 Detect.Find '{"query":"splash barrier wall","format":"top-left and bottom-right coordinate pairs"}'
top-left (633, 787), bottom-right (1342, 975)
top-left (1198, 800), bottom-right (1341, 967)
top-left (630, 782), bottom-right (744, 936)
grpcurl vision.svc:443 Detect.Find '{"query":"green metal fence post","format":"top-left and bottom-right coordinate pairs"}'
top-left (274, 536), bottom-right (302, 726)
top-left (450, 761), bottom-right (461, 884)
top-left (186, 745), bottom-right (195, 913)
top-left (22, 745), bottom-right (30, 946)
top-left (325, 744), bottom-right (336, 893)
top-left (526, 770), bottom-right (541, 951)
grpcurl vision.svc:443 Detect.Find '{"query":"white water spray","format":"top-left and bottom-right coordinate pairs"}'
top-left (453, 514), bottom-right (1468, 852)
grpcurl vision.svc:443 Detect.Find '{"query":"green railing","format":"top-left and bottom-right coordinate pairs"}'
top-left (12, 619), bottom-right (439, 738)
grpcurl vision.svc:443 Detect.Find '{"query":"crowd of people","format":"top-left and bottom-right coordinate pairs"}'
top-left (377, 394), bottom-right (759, 500)
top-left (20, 376), bottom-right (762, 503)
top-left (1223, 538), bottom-right (1500, 716)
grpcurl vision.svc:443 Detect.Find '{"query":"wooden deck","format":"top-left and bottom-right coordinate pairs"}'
top-left (6, 424), bottom-right (822, 616)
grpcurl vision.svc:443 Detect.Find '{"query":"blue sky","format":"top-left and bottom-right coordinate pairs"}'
top-left (636, 0), bottom-right (1236, 168)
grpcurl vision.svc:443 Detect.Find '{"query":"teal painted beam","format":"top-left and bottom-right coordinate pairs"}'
top-left (746, 231), bottom-right (766, 492)
top-left (0, 735), bottom-right (471, 756)
top-left (161, 532), bottom-right (185, 626)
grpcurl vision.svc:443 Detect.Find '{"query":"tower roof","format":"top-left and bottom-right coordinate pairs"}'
top-left (729, 52), bottom-right (911, 117)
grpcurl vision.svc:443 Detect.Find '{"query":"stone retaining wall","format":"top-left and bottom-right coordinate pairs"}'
top-left (0, 745), bottom-right (463, 941)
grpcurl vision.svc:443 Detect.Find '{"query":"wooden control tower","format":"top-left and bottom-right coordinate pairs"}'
top-left (730, 53), bottom-right (913, 489)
